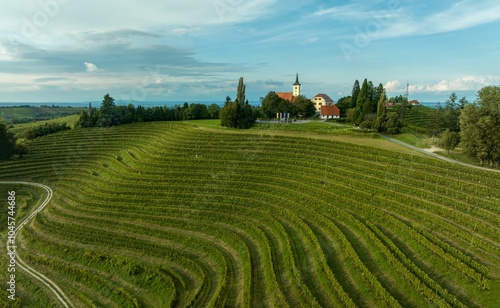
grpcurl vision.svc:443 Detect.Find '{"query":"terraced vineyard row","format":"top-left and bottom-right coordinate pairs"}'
top-left (1, 122), bottom-right (499, 307)
top-left (404, 105), bottom-right (436, 131)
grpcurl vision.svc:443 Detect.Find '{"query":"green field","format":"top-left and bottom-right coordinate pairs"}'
top-left (0, 106), bottom-right (83, 124)
top-left (1, 121), bottom-right (499, 307)
top-left (8, 115), bottom-right (80, 137)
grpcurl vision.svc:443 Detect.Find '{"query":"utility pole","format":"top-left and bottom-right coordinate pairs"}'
top-left (405, 81), bottom-right (409, 101)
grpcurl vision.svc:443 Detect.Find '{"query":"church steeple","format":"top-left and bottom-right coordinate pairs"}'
top-left (293, 73), bottom-right (301, 97)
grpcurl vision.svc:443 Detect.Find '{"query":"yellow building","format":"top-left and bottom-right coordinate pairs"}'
top-left (311, 93), bottom-right (334, 112)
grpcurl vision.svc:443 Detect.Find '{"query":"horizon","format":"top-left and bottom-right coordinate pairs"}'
top-left (2, 1), bottom-right (500, 103)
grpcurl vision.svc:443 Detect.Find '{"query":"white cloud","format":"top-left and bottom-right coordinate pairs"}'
top-left (311, 3), bottom-right (399, 21)
top-left (84, 62), bottom-right (102, 73)
top-left (425, 76), bottom-right (500, 92)
top-left (384, 80), bottom-right (401, 92)
top-left (0, 44), bottom-right (13, 61)
top-left (375, 1), bottom-right (500, 39)
top-left (170, 28), bottom-right (193, 36)
top-left (1, 0), bottom-right (278, 37)
top-left (312, 1), bottom-right (500, 40)
top-left (386, 76), bottom-right (500, 94)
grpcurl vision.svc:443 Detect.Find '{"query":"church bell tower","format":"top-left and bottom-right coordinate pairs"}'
top-left (293, 73), bottom-right (301, 97)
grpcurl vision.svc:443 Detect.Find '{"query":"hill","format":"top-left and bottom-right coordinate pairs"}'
top-left (1, 121), bottom-right (499, 307)
top-left (0, 106), bottom-right (83, 124)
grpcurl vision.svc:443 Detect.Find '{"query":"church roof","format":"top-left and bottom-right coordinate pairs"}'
top-left (276, 92), bottom-right (296, 103)
top-left (293, 73), bottom-right (301, 86)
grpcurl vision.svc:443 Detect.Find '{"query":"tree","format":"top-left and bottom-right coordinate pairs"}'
top-left (220, 77), bottom-right (256, 129)
top-left (220, 98), bottom-right (239, 128)
top-left (351, 80), bottom-right (360, 109)
top-left (460, 86), bottom-right (500, 165)
top-left (97, 94), bottom-right (119, 127)
top-left (443, 93), bottom-right (461, 132)
top-left (0, 122), bottom-right (27, 160)
top-left (439, 129), bottom-right (460, 154)
top-left (385, 112), bottom-right (403, 135)
top-left (428, 104), bottom-right (445, 142)
top-left (292, 95), bottom-right (315, 119)
top-left (336, 96), bottom-right (352, 118)
top-left (459, 96), bottom-right (470, 110)
top-left (261, 92), bottom-right (289, 119)
top-left (355, 79), bottom-right (371, 124)
top-left (207, 104), bottom-right (221, 119)
top-left (373, 92), bottom-right (387, 132)
top-left (376, 92), bottom-right (386, 118)
top-left (235, 77), bottom-right (246, 105)
top-left (0, 122), bottom-right (17, 160)
top-left (185, 103), bottom-right (209, 120)
top-left (373, 83), bottom-right (385, 109)
top-left (75, 102), bottom-right (98, 128)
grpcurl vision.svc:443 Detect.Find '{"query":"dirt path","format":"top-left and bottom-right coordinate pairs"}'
top-left (2, 181), bottom-right (73, 307)
top-left (380, 135), bottom-right (500, 173)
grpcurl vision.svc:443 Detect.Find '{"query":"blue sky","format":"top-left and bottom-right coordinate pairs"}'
top-left (1, 0), bottom-right (500, 104)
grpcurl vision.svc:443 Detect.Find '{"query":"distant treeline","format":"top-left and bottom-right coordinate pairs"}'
top-left (0, 105), bottom-right (83, 124)
top-left (76, 94), bottom-right (221, 128)
top-left (20, 122), bottom-right (71, 140)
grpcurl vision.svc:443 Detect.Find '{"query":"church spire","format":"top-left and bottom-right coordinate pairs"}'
top-left (293, 72), bottom-right (301, 86)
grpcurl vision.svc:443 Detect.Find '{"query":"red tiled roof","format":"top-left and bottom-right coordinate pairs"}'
top-left (321, 105), bottom-right (340, 116)
top-left (276, 92), bottom-right (296, 103)
top-left (409, 100), bottom-right (420, 105)
top-left (313, 93), bottom-right (334, 103)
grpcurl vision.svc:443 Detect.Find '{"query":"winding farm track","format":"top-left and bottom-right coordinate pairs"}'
top-left (381, 135), bottom-right (500, 173)
top-left (2, 181), bottom-right (73, 308)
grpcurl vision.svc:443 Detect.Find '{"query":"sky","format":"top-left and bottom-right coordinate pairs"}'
top-left (1, 0), bottom-right (500, 104)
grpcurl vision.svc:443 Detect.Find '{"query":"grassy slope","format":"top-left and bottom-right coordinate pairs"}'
top-left (0, 121), bottom-right (499, 307)
top-left (9, 115), bottom-right (80, 136)
top-left (0, 106), bottom-right (82, 120)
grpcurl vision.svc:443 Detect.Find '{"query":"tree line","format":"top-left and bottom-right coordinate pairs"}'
top-left (426, 88), bottom-right (499, 166)
top-left (336, 79), bottom-right (406, 134)
top-left (76, 94), bottom-right (221, 128)
top-left (21, 122), bottom-right (71, 140)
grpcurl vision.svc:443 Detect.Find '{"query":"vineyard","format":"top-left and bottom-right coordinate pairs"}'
top-left (404, 105), bottom-right (436, 132)
top-left (1, 121), bottom-right (499, 307)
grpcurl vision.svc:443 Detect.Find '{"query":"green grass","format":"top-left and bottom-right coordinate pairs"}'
top-left (0, 106), bottom-right (83, 122)
top-left (10, 114), bottom-right (80, 136)
top-left (391, 131), bottom-right (432, 149)
top-left (184, 119), bottom-right (222, 128)
top-left (0, 121), bottom-right (499, 307)
top-left (252, 121), bottom-right (351, 133)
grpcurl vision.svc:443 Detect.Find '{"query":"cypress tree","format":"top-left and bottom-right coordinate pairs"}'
top-left (351, 80), bottom-right (360, 109)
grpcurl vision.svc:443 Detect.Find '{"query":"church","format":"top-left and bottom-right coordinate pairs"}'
top-left (276, 74), bottom-right (339, 118)
top-left (276, 73), bottom-right (302, 103)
